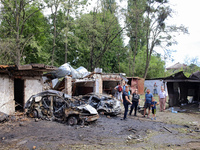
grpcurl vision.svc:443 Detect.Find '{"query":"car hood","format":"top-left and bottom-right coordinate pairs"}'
top-left (77, 104), bottom-right (98, 115)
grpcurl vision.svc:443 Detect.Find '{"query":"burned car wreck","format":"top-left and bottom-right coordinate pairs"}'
top-left (74, 93), bottom-right (121, 115)
top-left (24, 90), bottom-right (99, 125)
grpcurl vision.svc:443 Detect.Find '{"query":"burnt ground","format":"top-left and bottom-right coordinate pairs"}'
top-left (0, 108), bottom-right (200, 150)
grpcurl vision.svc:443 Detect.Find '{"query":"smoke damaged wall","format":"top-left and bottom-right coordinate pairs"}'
top-left (0, 75), bottom-right (15, 115)
top-left (24, 79), bottom-right (43, 104)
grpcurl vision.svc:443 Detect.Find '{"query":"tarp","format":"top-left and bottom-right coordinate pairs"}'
top-left (50, 63), bottom-right (90, 79)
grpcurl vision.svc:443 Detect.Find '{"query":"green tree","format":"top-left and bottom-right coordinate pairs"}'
top-left (134, 48), bottom-right (165, 78)
top-left (74, 8), bottom-right (125, 72)
top-left (0, 0), bottom-right (45, 65)
top-left (142, 0), bottom-right (188, 79)
top-left (126, 0), bottom-right (146, 76)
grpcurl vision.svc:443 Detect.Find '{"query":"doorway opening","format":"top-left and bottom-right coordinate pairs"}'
top-left (14, 78), bottom-right (24, 111)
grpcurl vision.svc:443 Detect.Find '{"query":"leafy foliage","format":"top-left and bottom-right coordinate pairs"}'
top-left (0, 0), bottom-right (190, 79)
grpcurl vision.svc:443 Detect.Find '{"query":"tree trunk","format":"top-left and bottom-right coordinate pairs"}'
top-left (90, 8), bottom-right (96, 71)
top-left (15, 0), bottom-right (20, 66)
top-left (65, 0), bottom-right (71, 63)
top-left (128, 50), bottom-right (132, 76)
top-left (52, 5), bottom-right (58, 66)
top-left (143, 43), bottom-right (154, 79)
top-left (132, 16), bottom-right (139, 76)
top-left (131, 0), bottom-right (139, 77)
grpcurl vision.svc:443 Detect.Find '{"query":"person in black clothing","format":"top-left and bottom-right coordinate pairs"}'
top-left (129, 89), bottom-right (140, 116)
top-left (122, 85), bottom-right (132, 120)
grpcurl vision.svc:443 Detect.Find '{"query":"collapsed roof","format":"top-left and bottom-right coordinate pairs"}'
top-left (164, 71), bottom-right (200, 82)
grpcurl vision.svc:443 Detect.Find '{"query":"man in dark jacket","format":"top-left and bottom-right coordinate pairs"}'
top-left (129, 89), bottom-right (140, 116)
top-left (121, 85), bottom-right (132, 120)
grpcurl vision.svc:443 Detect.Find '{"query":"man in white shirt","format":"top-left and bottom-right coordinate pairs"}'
top-left (158, 87), bottom-right (167, 112)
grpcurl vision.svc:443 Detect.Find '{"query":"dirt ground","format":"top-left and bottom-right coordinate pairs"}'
top-left (0, 103), bottom-right (200, 150)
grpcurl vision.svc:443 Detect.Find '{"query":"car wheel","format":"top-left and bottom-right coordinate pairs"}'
top-left (28, 110), bottom-right (38, 118)
top-left (67, 116), bottom-right (78, 126)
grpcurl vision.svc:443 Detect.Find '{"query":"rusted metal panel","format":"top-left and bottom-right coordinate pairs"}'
top-left (138, 78), bottom-right (144, 95)
top-left (85, 114), bottom-right (99, 122)
top-left (65, 109), bottom-right (80, 117)
top-left (128, 77), bottom-right (144, 95)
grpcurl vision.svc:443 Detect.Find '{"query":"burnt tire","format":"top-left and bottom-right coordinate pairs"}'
top-left (67, 116), bottom-right (78, 126)
top-left (28, 110), bottom-right (38, 118)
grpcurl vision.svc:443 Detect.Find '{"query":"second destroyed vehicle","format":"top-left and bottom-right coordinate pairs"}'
top-left (74, 93), bottom-right (121, 116)
top-left (24, 90), bottom-right (99, 125)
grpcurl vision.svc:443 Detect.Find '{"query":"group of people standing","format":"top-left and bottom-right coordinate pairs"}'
top-left (115, 83), bottom-right (140, 120)
top-left (115, 82), bottom-right (167, 121)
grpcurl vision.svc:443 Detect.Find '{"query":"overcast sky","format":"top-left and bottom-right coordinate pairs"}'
top-left (158, 0), bottom-right (200, 67)
top-left (121, 0), bottom-right (200, 67)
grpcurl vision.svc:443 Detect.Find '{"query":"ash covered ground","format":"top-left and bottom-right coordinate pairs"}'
top-left (0, 110), bottom-right (200, 150)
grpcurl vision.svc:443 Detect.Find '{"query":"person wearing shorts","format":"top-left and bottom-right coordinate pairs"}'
top-left (143, 89), bottom-right (153, 118)
top-left (151, 98), bottom-right (159, 120)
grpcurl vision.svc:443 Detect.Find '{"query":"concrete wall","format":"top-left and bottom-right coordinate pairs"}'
top-left (0, 75), bottom-right (15, 115)
top-left (94, 74), bottom-right (102, 94)
top-left (24, 79), bottom-right (43, 104)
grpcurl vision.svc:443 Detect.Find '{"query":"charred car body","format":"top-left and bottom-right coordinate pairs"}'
top-left (24, 90), bottom-right (99, 125)
top-left (74, 93), bottom-right (121, 115)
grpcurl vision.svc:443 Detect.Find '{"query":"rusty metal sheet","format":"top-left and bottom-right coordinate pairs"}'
top-left (129, 77), bottom-right (144, 95)
top-left (85, 114), bottom-right (99, 122)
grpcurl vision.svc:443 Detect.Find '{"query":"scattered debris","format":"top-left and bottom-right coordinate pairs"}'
top-left (163, 126), bottom-right (172, 133)
top-left (183, 125), bottom-right (190, 128)
top-left (0, 111), bottom-right (9, 123)
top-left (127, 134), bottom-right (143, 142)
top-left (17, 140), bottom-right (28, 146)
top-left (128, 127), bottom-right (137, 133)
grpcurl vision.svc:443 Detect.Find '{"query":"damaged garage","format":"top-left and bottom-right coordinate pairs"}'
top-left (102, 73), bottom-right (127, 95)
top-left (44, 63), bottom-right (128, 97)
top-left (0, 64), bottom-right (56, 115)
top-left (164, 71), bottom-right (200, 107)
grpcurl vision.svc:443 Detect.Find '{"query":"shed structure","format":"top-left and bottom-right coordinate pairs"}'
top-left (51, 73), bottom-right (127, 97)
top-left (164, 71), bottom-right (200, 107)
top-left (127, 77), bottom-right (144, 95)
top-left (0, 64), bottom-right (56, 115)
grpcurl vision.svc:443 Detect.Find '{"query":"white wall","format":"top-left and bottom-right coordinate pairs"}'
top-left (0, 76), bottom-right (15, 115)
top-left (24, 79), bottom-right (43, 104)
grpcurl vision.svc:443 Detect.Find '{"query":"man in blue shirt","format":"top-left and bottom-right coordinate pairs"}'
top-left (143, 89), bottom-right (153, 118)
